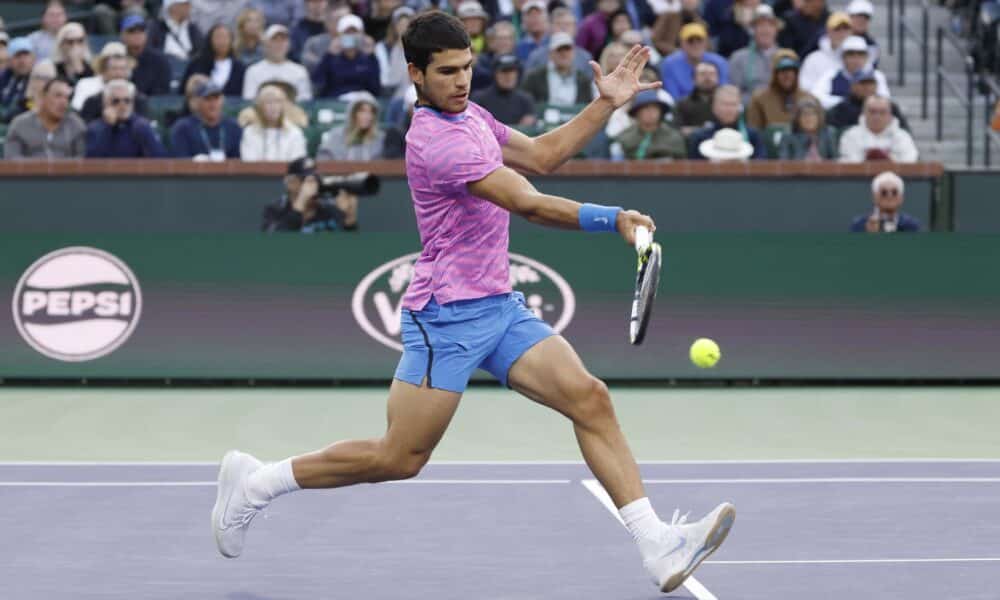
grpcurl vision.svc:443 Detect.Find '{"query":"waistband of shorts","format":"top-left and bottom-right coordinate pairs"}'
top-left (426, 292), bottom-right (517, 310)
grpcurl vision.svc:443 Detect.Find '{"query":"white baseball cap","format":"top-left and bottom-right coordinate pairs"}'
top-left (847, 0), bottom-right (874, 17)
top-left (522, 0), bottom-right (547, 14)
top-left (264, 24), bottom-right (290, 40)
top-left (337, 14), bottom-right (364, 34)
top-left (842, 35), bottom-right (869, 53)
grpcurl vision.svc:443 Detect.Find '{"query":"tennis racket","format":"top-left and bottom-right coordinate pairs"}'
top-left (628, 225), bottom-right (662, 345)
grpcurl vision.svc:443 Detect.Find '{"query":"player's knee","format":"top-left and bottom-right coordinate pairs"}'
top-left (374, 449), bottom-right (428, 481)
top-left (570, 376), bottom-right (614, 426)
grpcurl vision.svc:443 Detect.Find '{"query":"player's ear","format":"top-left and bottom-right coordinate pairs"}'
top-left (407, 63), bottom-right (423, 88)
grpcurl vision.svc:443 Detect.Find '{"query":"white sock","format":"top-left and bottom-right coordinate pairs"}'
top-left (245, 458), bottom-right (301, 508)
top-left (619, 497), bottom-right (668, 558)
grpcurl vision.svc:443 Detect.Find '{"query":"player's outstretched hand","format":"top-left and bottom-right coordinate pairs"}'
top-left (616, 209), bottom-right (656, 246)
top-left (591, 45), bottom-right (662, 109)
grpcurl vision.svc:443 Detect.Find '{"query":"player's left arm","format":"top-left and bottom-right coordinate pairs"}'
top-left (468, 165), bottom-right (654, 245)
top-left (501, 45), bottom-right (661, 175)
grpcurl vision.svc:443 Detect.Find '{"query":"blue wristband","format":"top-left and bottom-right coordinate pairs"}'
top-left (578, 203), bottom-right (622, 233)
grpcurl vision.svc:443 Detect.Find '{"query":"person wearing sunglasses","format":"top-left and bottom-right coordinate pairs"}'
top-left (53, 23), bottom-right (93, 87)
top-left (84, 78), bottom-right (166, 158)
top-left (850, 171), bottom-right (920, 233)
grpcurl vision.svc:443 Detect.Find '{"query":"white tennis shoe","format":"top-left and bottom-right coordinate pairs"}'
top-left (211, 450), bottom-right (263, 558)
top-left (643, 502), bottom-right (736, 593)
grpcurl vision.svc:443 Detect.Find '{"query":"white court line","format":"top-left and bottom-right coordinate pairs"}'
top-left (2, 458), bottom-right (1000, 466)
top-left (707, 558), bottom-right (1000, 566)
top-left (581, 479), bottom-right (718, 600)
top-left (643, 477), bottom-right (1000, 484)
top-left (0, 479), bottom-right (571, 487)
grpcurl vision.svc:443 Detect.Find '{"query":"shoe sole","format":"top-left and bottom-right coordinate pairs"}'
top-left (211, 450), bottom-right (242, 559)
top-left (661, 503), bottom-right (736, 593)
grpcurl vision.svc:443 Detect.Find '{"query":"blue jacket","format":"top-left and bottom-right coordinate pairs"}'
top-left (131, 47), bottom-right (172, 96)
top-left (85, 114), bottom-right (167, 158)
top-left (659, 50), bottom-right (729, 101)
top-left (850, 212), bottom-right (921, 233)
top-left (312, 52), bottom-right (381, 98)
top-left (169, 115), bottom-right (242, 158)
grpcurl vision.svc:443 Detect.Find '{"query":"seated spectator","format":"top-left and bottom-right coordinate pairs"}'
top-left (383, 84), bottom-right (416, 159)
top-left (688, 84), bottom-right (765, 159)
top-left (607, 10), bottom-right (635, 46)
top-left (235, 7), bottom-right (266, 65)
top-left (457, 1), bottom-right (489, 55)
top-left (171, 80), bottom-right (242, 159)
top-left (262, 157), bottom-right (358, 233)
top-left (92, 0), bottom-right (147, 37)
top-left (165, 72), bottom-right (207, 128)
top-left (292, 0), bottom-right (329, 60)
top-left (778, 0), bottom-right (829, 58)
top-left (0, 32), bottom-right (9, 72)
top-left (846, 0), bottom-right (879, 67)
top-left (317, 92), bottom-right (384, 160)
top-left (615, 89), bottom-right (686, 160)
top-left (524, 8), bottom-right (594, 78)
top-left (747, 51), bottom-right (815, 129)
top-left (80, 53), bottom-right (151, 123)
top-left (660, 23), bottom-right (729, 101)
top-left (729, 5), bottom-right (780, 104)
top-left (649, 0), bottom-right (706, 58)
top-left (28, 1), bottom-right (66, 61)
top-left (72, 41), bottom-right (126, 111)
top-left (472, 54), bottom-right (536, 127)
top-left (826, 69), bottom-right (909, 131)
top-left (121, 15), bottom-right (172, 96)
top-left (798, 12), bottom-right (851, 93)
top-left (0, 39), bottom-right (35, 123)
top-left (838, 95), bottom-right (918, 163)
top-left (777, 98), bottom-right (837, 160)
top-left (676, 61), bottom-right (719, 135)
top-left (851, 171), bottom-right (920, 233)
top-left (576, 0), bottom-right (620, 58)
top-left (375, 7), bottom-right (414, 98)
top-left (12, 60), bottom-right (56, 123)
top-left (606, 59), bottom-right (665, 138)
top-left (697, 127), bottom-right (755, 161)
top-left (240, 84), bottom-right (307, 161)
top-left (301, 5), bottom-right (351, 73)
top-left (365, 0), bottom-right (403, 45)
top-left (85, 79), bottom-right (166, 158)
top-left (520, 32), bottom-right (593, 107)
top-left (811, 36), bottom-right (889, 109)
top-left (243, 25), bottom-right (312, 100)
top-left (477, 20), bottom-right (516, 81)
top-left (148, 0), bottom-right (204, 61)
top-left (517, 1), bottom-right (549, 62)
top-left (52, 23), bottom-right (93, 87)
top-left (191, 0), bottom-right (250, 37)
top-left (5, 79), bottom-right (85, 159)
top-left (313, 15), bottom-right (380, 99)
top-left (714, 0), bottom-right (759, 58)
top-left (181, 24), bottom-right (246, 98)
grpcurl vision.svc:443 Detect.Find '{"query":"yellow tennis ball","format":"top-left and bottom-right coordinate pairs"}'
top-left (690, 338), bottom-right (721, 368)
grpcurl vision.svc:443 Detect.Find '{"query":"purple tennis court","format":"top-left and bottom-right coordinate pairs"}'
top-left (2, 461), bottom-right (997, 600)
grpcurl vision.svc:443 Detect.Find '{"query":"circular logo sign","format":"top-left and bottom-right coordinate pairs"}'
top-left (11, 247), bottom-right (142, 362)
top-left (352, 252), bottom-right (575, 352)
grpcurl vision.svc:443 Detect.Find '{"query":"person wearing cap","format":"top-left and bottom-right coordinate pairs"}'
top-left (614, 88), bottom-right (685, 159)
top-left (317, 91), bottom-right (385, 160)
top-left (798, 11), bottom-right (853, 93)
top-left (190, 0), bottom-right (250, 39)
top-left (472, 54), bottom-right (536, 126)
top-left (523, 8), bottom-right (595, 77)
top-left (239, 83), bottom-right (307, 162)
top-left (728, 4), bottom-right (781, 104)
top-left (659, 22), bottom-right (729, 101)
top-left (313, 14), bottom-right (381, 99)
top-left (810, 35), bottom-right (889, 110)
top-left (301, 5), bottom-right (351, 72)
top-left (516, 0), bottom-right (550, 62)
top-left (520, 31), bottom-right (593, 107)
top-left (171, 79), bottom-right (242, 158)
top-left (576, 0), bottom-right (621, 58)
top-left (5, 78), bottom-right (85, 159)
top-left (850, 171), bottom-right (920, 233)
top-left (0, 38), bottom-right (35, 123)
top-left (84, 78), bottom-right (166, 158)
top-left (746, 49), bottom-right (816, 130)
top-left (375, 6), bottom-right (414, 97)
top-left (27, 1), bottom-right (67, 62)
top-left (457, 1), bottom-right (490, 54)
top-left (688, 84), bottom-right (765, 159)
top-left (838, 95), bottom-right (917, 163)
top-left (180, 24), bottom-right (246, 99)
top-left (675, 61), bottom-right (719, 134)
top-left (91, 1), bottom-right (148, 37)
top-left (80, 52), bottom-right (152, 123)
top-left (776, 97), bottom-right (837, 160)
top-left (846, 0), bottom-right (879, 68)
top-left (243, 24), bottom-right (312, 101)
top-left (292, 0), bottom-right (329, 60)
top-left (148, 0), bottom-right (204, 62)
top-left (825, 67), bottom-right (909, 132)
top-left (777, 0), bottom-right (829, 57)
top-left (120, 15), bottom-right (172, 96)
top-left (261, 157), bottom-right (359, 233)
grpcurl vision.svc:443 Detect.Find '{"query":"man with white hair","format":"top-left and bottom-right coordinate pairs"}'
top-left (242, 25), bottom-right (312, 100)
top-left (811, 35), bottom-right (888, 109)
top-left (838, 95), bottom-right (917, 163)
top-left (84, 78), bottom-right (166, 157)
top-left (79, 53), bottom-right (151, 123)
top-left (148, 0), bottom-right (204, 61)
top-left (850, 171), bottom-right (920, 232)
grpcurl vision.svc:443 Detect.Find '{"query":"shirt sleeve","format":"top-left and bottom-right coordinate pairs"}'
top-left (476, 103), bottom-right (511, 146)
top-left (424, 126), bottom-right (503, 196)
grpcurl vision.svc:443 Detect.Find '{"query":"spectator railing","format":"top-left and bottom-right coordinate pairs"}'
top-left (896, 0), bottom-right (931, 120)
top-left (982, 75), bottom-right (1000, 167)
top-left (936, 26), bottom-right (976, 167)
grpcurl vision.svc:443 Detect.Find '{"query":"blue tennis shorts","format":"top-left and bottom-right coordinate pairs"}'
top-left (394, 291), bottom-right (556, 393)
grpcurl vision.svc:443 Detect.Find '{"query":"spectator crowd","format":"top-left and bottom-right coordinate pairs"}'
top-left (0, 0), bottom-right (919, 163)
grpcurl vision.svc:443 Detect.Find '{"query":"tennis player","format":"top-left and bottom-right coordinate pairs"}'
top-left (213, 12), bottom-right (734, 593)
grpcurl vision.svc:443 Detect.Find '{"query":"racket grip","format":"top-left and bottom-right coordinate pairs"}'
top-left (634, 225), bottom-right (651, 254)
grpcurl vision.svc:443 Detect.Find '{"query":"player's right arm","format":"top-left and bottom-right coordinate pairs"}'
top-left (468, 166), bottom-right (654, 245)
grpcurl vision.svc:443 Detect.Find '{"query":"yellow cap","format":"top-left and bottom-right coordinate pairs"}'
top-left (827, 11), bottom-right (851, 30)
top-left (680, 22), bottom-right (708, 42)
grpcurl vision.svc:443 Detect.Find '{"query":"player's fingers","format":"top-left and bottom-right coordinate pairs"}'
top-left (630, 46), bottom-right (650, 76)
top-left (620, 44), bottom-right (641, 72)
top-left (638, 81), bottom-right (662, 91)
top-left (589, 60), bottom-right (603, 82)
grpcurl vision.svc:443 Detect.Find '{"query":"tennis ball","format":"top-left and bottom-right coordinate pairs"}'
top-left (690, 338), bottom-right (721, 368)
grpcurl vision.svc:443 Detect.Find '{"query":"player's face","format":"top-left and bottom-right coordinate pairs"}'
top-left (410, 47), bottom-right (473, 113)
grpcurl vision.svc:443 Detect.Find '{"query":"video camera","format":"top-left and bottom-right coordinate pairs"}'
top-left (317, 172), bottom-right (381, 197)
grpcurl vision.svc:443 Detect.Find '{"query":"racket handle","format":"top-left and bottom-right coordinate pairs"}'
top-left (634, 225), bottom-right (652, 254)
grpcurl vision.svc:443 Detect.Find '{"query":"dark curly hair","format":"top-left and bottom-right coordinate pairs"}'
top-left (402, 11), bottom-right (470, 72)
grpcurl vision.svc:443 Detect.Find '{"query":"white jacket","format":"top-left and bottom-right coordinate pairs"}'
top-left (240, 122), bottom-right (307, 162)
top-left (799, 36), bottom-right (841, 93)
top-left (811, 68), bottom-right (890, 109)
top-left (838, 116), bottom-right (919, 163)
top-left (243, 60), bottom-right (312, 101)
